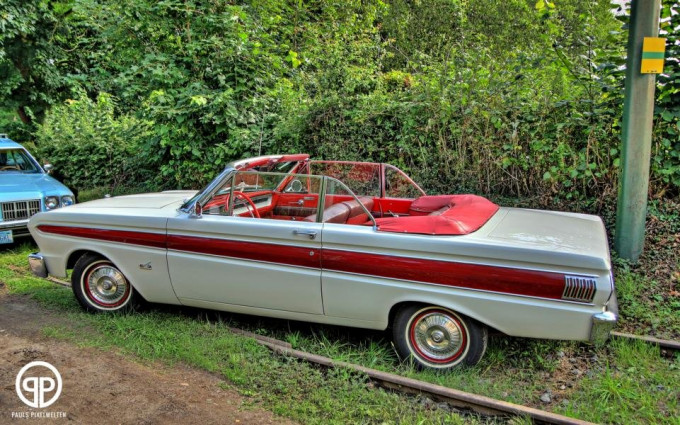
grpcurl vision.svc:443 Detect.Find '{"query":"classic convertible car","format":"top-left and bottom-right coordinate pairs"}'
top-left (28, 154), bottom-right (618, 370)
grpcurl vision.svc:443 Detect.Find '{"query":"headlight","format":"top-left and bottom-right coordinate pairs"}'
top-left (61, 195), bottom-right (75, 206)
top-left (45, 196), bottom-right (59, 210)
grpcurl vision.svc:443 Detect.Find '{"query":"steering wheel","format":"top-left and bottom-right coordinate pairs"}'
top-left (0, 166), bottom-right (20, 171)
top-left (233, 192), bottom-right (261, 218)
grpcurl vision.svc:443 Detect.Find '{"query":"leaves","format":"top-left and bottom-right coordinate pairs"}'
top-left (2, 0), bottom-right (675, 200)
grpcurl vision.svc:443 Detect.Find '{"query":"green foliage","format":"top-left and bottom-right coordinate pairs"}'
top-left (36, 92), bottom-right (152, 192)
top-left (651, 0), bottom-right (680, 191)
top-left (10, 0), bottom-right (678, 200)
top-left (0, 0), bottom-right (74, 125)
top-left (269, 0), bottom-right (627, 198)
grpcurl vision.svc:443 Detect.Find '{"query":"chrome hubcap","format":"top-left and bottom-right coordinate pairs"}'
top-left (412, 311), bottom-right (464, 361)
top-left (87, 265), bottom-right (128, 305)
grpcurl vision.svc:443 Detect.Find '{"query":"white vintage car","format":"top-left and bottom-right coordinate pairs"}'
top-left (28, 154), bottom-right (618, 370)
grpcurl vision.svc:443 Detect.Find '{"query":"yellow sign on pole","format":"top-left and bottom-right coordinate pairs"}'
top-left (641, 37), bottom-right (666, 74)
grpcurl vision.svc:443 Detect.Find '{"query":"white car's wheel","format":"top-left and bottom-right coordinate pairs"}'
top-left (393, 305), bottom-right (487, 370)
top-left (72, 253), bottom-right (141, 313)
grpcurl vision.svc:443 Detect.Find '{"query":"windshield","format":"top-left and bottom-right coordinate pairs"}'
top-left (0, 149), bottom-right (40, 173)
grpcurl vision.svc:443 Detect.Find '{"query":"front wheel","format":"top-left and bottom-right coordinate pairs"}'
top-left (72, 253), bottom-right (142, 313)
top-left (393, 305), bottom-right (487, 370)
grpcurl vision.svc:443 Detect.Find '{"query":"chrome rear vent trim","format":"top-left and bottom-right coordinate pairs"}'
top-left (563, 276), bottom-right (596, 303)
top-left (1, 199), bottom-right (41, 222)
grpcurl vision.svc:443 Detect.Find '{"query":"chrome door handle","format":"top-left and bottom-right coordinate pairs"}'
top-left (293, 229), bottom-right (318, 239)
top-left (296, 199), bottom-right (304, 206)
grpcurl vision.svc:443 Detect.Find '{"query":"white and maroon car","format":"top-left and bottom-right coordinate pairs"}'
top-left (28, 154), bottom-right (618, 370)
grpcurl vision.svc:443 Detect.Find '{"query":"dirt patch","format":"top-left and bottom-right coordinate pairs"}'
top-left (0, 294), bottom-right (295, 425)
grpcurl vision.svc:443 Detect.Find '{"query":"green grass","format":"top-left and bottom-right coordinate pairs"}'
top-left (564, 339), bottom-right (680, 424)
top-left (2, 242), bottom-right (679, 424)
top-left (614, 260), bottom-right (680, 340)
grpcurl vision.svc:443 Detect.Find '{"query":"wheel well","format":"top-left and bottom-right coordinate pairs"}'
top-left (66, 250), bottom-right (100, 270)
top-left (387, 301), bottom-right (499, 334)
top-left (387, 301), bottom-right (424, 329)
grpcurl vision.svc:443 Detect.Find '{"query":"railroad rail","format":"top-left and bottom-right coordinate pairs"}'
top-left (611, 331), bottom-right (680, 354)
top-left (232, 329), bottom-right (594, 425)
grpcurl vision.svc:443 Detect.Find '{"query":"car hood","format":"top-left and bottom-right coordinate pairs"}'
top-left (28, 190), bottom-right (200, 232)
top-left (69, 191), bottom-right (199, 210)
top-left (0, 173), bottom-right (72, 198)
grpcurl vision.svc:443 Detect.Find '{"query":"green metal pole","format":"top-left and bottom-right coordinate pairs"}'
top-left (614, 0), bottom-right (661, 262)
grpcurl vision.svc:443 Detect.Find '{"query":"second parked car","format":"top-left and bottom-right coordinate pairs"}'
top-left (0, 134), bottom-right (75, 244)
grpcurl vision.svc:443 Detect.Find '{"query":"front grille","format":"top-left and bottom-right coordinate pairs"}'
top-left (562, 276), bottom-right (596, 303)
top-left (1, 199), bottom-right (41, 222)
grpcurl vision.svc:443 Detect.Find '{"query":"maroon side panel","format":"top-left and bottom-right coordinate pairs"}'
top-left (167, 234), bottom-right (321, 269)
top-left (321, 250), bottom-right (566, 300)
top-left (38, 225), bottom-right (565, 300)
top-left (37, 225), bottom-right (166, 249)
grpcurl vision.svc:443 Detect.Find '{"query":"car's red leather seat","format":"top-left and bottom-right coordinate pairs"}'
top-left (317, 202), bottom-right (351, 223)
top-left (305, 196), bottom-right (374, 224)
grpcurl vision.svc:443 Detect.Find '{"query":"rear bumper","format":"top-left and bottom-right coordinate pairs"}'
top-left (589, 292), bottom-right (618, 344)
top-left (28, 252), bottom-right (48, 278)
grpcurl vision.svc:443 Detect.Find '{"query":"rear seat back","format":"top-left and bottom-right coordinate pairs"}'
top-left (318, 202), bottom-right (351, 223)
top-left (305, 196), bottom-right (374, 223)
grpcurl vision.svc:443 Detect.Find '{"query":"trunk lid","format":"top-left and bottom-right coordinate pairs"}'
top-left (480, 207), bottom-right (611, 270)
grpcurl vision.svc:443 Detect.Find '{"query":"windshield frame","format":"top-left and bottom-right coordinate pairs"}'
top-left (179, 166), bottom-right (237, 212)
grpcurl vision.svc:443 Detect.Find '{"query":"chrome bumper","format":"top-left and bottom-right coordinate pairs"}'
top-left (28, 253), bottom-right (48, 278)
top-left (589, 292), bottom-right (618, 344)
top-left (0, 219), bottom-right (31, 237)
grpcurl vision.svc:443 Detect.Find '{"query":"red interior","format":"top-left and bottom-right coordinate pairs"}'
top-left (203, 156), bottom-right (498, 235)
top-left (373, 195), bottom-right (499, 235)
top-left (206, 191), bottom-right (497, 236)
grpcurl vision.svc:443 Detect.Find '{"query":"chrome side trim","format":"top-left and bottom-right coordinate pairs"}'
top-left (28, 253), bottom-right (48, 278)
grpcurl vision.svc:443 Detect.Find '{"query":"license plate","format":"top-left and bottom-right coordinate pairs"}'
top-left (0, 230), bottom-right (13, 244)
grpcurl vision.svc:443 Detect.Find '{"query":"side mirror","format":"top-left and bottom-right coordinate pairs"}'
top-left (189, 202), bottom-right (203, 219)
top-left (44, 163), bottom-right (54, 174)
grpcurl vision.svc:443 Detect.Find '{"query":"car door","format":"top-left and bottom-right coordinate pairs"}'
top-left (166, 171), bottom-right (324, 315)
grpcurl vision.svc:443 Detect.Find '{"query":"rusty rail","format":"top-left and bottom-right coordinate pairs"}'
top-left (611, 331), bottom-right (680, 353)
top-left (47, 276), bottom-right (71, 287)
top-left (238, 332), bottom-right (594, 425)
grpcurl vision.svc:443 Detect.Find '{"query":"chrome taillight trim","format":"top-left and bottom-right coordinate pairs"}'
top-left (563, 275), bottom-right (596, 303)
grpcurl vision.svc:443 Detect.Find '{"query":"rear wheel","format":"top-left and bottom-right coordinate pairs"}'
top-left (72, 253), bottom-right (141, 313)
top-left (392, 305), bottom-right (487, 370)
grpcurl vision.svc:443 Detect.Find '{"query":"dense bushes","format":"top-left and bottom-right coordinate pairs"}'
top-left (36, 92), bottom-right (152, 192)
top-left (2, 0), bottom-right (677, 201)
top-left (651, 1), bottom-right (680, 193)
